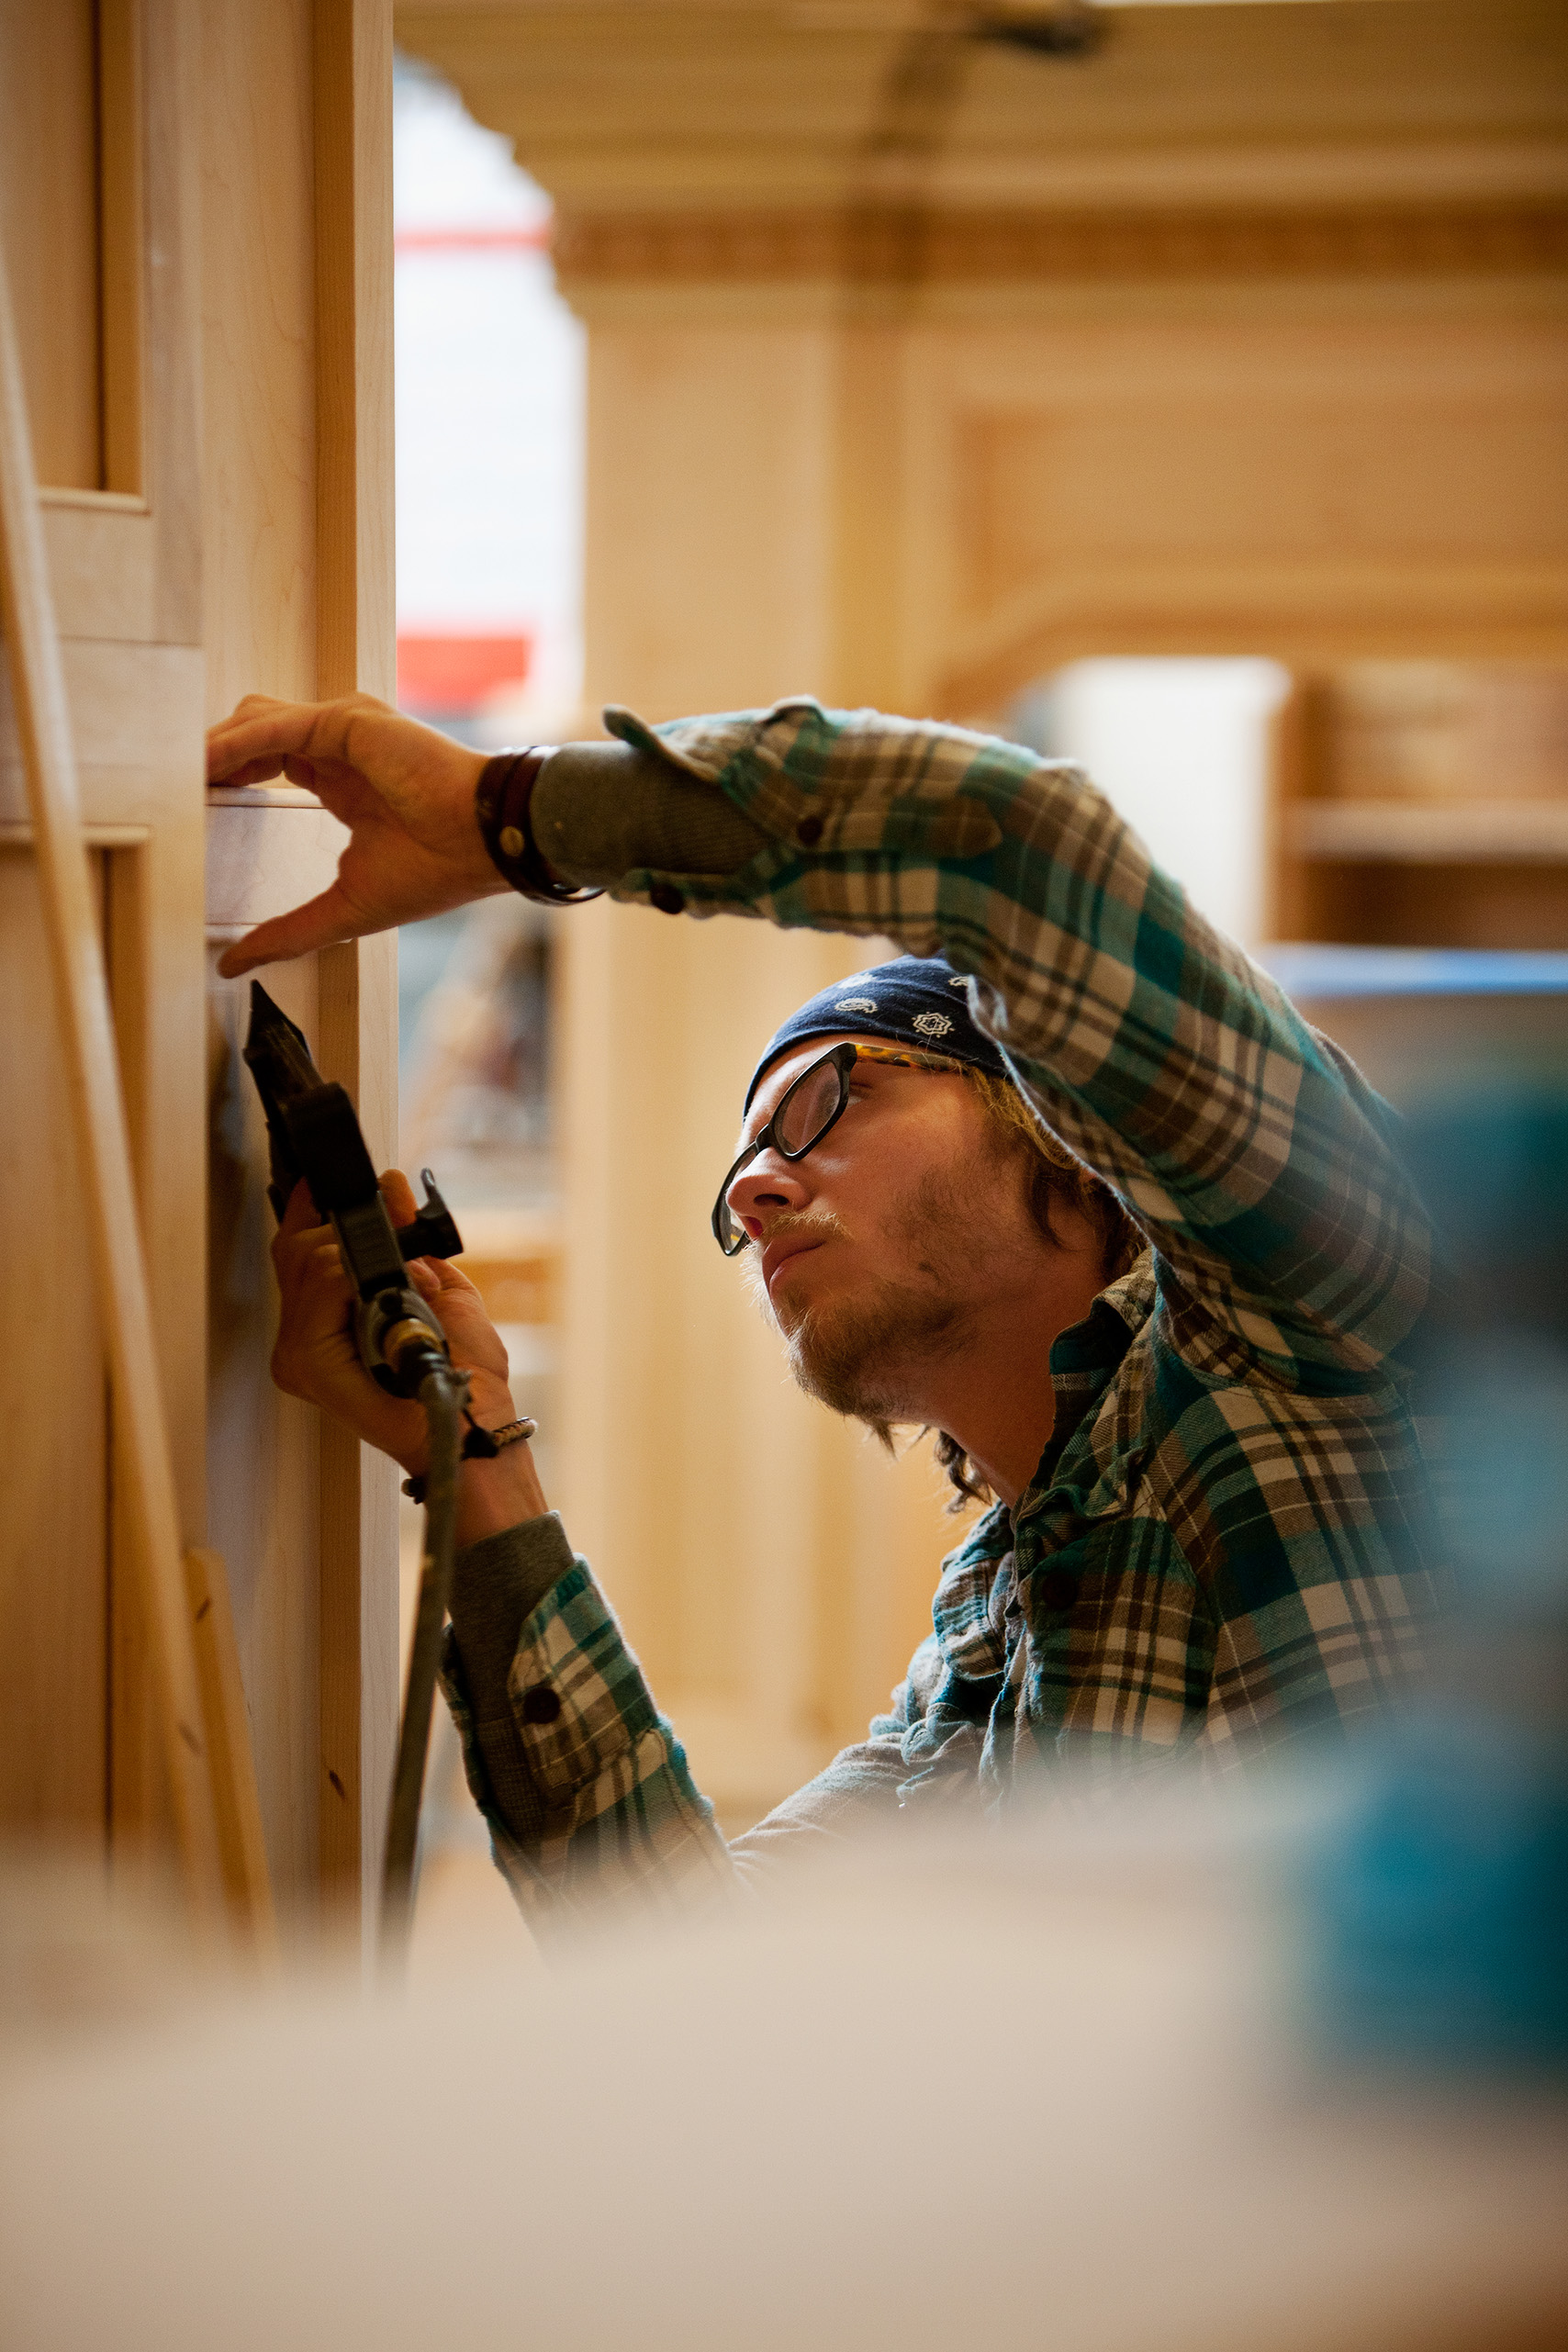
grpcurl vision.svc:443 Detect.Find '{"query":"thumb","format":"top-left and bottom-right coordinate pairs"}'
top-left (216, 883), bottom-right (370, 978)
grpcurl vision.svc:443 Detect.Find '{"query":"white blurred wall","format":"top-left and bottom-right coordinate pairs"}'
top-left (1017, 658), bottom-right (1290, 949)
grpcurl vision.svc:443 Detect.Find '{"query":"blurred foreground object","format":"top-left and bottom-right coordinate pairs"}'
top-left (1263, 955), bottom-right (1568, 2079)
top-left (3, 1787), bottom-right (1567, 2352)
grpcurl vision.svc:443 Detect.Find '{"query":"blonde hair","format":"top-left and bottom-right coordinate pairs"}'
top-left (913, 1071), bottom-right (1142, 1511)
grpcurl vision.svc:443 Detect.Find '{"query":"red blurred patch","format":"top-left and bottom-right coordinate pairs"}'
top-left (397, 633), bottom-right (533, 714)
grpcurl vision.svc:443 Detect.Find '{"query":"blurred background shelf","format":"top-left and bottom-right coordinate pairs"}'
top-left (1289, 799), bottom-right (1568, 863)
top-left (1271, 664), bottom-right (1568, 947)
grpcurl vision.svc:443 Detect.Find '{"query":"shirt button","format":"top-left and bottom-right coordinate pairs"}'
top-left (520, 1685), bottom-right (562, 1725)
top-left (649, 883), bottom-right (685, 915)
top-left (796, 813), bottom-right (824, 846)
top-left (1037, 1569), bottom-right (1078, 1615)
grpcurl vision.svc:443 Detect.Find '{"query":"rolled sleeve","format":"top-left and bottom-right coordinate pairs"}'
top-left (439, 1523), bottom-right (734, 1938)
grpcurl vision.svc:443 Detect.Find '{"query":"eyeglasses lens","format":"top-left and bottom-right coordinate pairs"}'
top-left (714, 1053), bottom-right (848, 1254)
top-left (775, 1057), bottom-right (845, 1155)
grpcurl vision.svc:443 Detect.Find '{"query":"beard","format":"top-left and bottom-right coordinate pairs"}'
top-left (785, 1274), bottom-right (976, 1421)
top-left (748, 1152), bottom-right (1017, 1425)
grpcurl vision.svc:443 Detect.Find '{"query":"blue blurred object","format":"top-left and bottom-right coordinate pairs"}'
top-left (1306, 1715), bottom-right (1568, 2071)
top-left (1267, 946), bottom-right (1568, 2070)
top-left (1260, 945), bottom-right (1568, 1000)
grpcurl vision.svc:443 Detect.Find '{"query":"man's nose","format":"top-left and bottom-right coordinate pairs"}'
top-left (727, 1148), bottom-right (812, 1234)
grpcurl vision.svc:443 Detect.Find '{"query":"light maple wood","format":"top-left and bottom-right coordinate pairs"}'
top-left (1292, 800), bottom-right (1568, 864)
top-left (1269, 666), bottom-right (1568, 949)
top-left (23, 0), bottom-right (201, 649)
top-left (400, 0), bottom-right (1568, 218)
top-left (199, 0), bottom-right (317, 719)
top-left (313, 0), bottom-right (399, 1937)
top-left (0, 0), bottom-right (101, 492)
top-left (0, 663), bottom-right (211, 1876)
top-left (99, 0), bottom-right (147, 498)
top-left (1, 0), bottom-right (398, 1935)
top-left (0, 844), bottom-right (110, 1841)
top-left (185, 1547), bottom-right (278, 1951)
top-left (554, 200), bottom-right (1568, 292)
top-left (0, 225), bottom-right (224, 1920)
top-left (193, 0), bottom-right (398, 1940)
top-left (315, 0), bottom-right (396, 710)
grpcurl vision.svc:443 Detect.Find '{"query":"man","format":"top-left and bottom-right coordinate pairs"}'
top-left (211, 689), bottom-right (1443, 1936)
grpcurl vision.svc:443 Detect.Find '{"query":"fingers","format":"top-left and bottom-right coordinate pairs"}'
top-left (206, 692), bottom-right (390, 784)
top-left (272, 1204), bottom-right (340, 1294)
top-left (425, 1254), bottom-right (484, 1303)
top-left (207, 699), bottom-right (324, 785)
top-left (216, 884), bottom-right (369, 979)
top-left (279, 1176), bottom-right (319, 1234)
top-left (378, 1167), bottom-right (420, 1226)
top-left (270, 1230), bottom-right (354, 1401)
top-left (272, 1180), bottom-right (337, 1288)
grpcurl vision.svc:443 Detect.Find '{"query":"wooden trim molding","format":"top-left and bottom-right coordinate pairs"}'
top-left (554, 197), bottom-right (1568, 290)
top-left (313, 0), bottom-right (399, 1945)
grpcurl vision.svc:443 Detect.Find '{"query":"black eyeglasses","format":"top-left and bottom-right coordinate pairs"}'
top-left (711, 1039), bottom-right (971, 1255)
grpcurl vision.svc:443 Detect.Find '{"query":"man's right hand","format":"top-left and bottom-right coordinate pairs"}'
top-left (207, 691), bottom-right (506, 977)
top-left (272, 1171), bottom-right (549, 1542)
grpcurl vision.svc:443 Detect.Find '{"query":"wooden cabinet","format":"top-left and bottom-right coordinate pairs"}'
top-left (1270, 665), bottom-right (1568, 949)
top-left (0, 0), bottom-right (398, 1945)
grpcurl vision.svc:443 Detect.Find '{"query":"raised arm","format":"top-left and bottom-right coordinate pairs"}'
top-left (208, 689), bottom-right (1428, 1386)
top-left (568, 698), bottom-right (1430, 1391)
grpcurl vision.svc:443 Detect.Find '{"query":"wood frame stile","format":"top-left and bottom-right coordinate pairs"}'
top-left (311, 0), bottom-right (401, 1950)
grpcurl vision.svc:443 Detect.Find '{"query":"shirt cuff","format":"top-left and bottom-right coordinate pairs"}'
top-left (447, 1512), bottom-right (576, 1796)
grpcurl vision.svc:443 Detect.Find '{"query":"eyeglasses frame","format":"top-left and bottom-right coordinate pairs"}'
top-left (711, 1038), bottom-right (974, 1255)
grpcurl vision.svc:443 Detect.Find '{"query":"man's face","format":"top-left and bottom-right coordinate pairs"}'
top-left (724, 1035), bottom-right (1055, 1422)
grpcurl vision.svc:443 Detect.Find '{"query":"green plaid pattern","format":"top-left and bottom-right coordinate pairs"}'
top-left (443, 699), bottom-right (1444, 1931)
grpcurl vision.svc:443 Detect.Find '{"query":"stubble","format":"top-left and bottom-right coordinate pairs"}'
top-left (747, 1148), bottom-right (1022, 1424)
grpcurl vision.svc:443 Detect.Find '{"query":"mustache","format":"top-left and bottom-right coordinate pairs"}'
top-left (756, 1209), bottom-right (846, 1250)
top-left (739, 1209), bottom-right (846, 1319)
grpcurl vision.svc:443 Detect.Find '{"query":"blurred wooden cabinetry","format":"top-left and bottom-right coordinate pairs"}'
top-left (0, 0), bottom-right (397, 1943)
top-left (1271, 665), bottom-right (1568, 947)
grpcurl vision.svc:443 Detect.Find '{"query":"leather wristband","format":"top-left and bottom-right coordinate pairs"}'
top-left (475, 747), bottom-right (604, 906)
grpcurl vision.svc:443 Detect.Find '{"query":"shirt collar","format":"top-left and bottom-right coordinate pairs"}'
top-left (1015, 1249), bottom-right (1156, 1508)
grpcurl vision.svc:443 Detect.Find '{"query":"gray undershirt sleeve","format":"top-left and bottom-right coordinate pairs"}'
top-left (446, 1514), bottom-right (919, 1887)
top-left (446, 1513), bottom-right (576, 1842)
top-left (531, 740), bottom-right (767, 888)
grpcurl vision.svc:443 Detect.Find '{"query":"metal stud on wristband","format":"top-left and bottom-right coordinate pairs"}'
top-left (476, 747), bottom-right (604, 906)
top-left (401, 1415), bottom-right (538, 1508)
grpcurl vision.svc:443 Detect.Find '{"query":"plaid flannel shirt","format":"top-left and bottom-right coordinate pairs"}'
top-left (442, 698), bottom-right (1444, 1938)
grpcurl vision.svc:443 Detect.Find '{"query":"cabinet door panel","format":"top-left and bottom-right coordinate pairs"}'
top-left (0, 848), bottom-right (110, 1839)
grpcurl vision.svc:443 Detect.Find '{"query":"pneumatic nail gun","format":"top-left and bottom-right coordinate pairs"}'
top-left (241, 981), bottom-right (463, 1397)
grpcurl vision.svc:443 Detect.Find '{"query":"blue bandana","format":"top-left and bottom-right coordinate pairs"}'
top-left (745, 956), bottom-right (1009, 1113)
